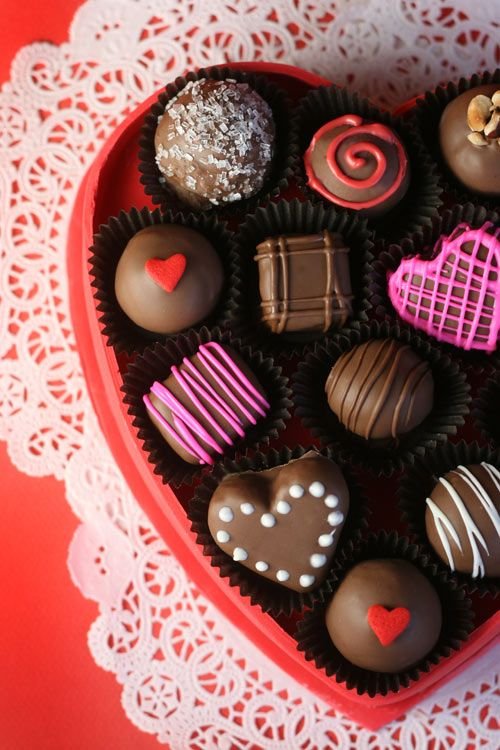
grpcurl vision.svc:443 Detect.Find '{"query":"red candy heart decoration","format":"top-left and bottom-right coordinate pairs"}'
top-left (145, 253), bottom-right (187, 292)
top-left (367, 605), bottom-right (411, 646)
top-left (388, 222), bottom-right (500, 352)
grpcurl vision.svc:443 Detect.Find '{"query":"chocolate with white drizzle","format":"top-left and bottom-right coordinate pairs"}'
top-left (425, 462), bottom-right (500, 578)
top-left (208, 451), bottom-right (350, 592)
top-left (255, 230), bottom-right (353, 334)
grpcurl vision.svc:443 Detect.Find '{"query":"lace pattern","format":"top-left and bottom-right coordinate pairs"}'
top-left (1, 1), bottom-right (499, 746)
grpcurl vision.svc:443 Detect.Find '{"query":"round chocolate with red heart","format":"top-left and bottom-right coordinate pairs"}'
top-left (114, 224), bottom-right (224, 334)
top-left (208, 451), bottom-right (350, 592)
top-left (326, 559), bottom-right (442, 673)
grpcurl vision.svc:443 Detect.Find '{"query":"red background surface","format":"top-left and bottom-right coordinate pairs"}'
top-left (0, 3), bottom-right (159, 748)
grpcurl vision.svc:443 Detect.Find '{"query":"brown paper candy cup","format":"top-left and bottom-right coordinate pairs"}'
top-left (89, 206), bottom-right (241, 354)
top-left (412, 69), bottom-right (500, 210)
top-left (121, 327), bottom-right (292, 487)
top-left (399, 440), bottom-right (500, 597)
top-left (232, 198), bottom-right (374, 358)
top-left (290, 84), bottom-right (443, 241)
top-left (139, 66), bottom-right (294, 214)
top-left (473, 371), bottom-right (500, 450)
top-left (293, 321), bottom-right (471, 476)
top-left (295, 531), bottom-right (474, 696)
top-left (369, 202), bottom-right (500, 371)
top-left (187, 445), bottom-right (369, 616)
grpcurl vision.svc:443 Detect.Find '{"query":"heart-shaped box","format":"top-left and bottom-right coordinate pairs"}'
top-left (68, 62), bottom-right (499, 730)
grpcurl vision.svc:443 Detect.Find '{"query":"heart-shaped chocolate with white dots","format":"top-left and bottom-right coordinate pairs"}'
top-left (208, 451), bottom-right (350, 592)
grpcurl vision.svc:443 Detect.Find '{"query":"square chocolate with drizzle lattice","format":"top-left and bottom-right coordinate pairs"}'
top-left (254, 230), bottom-right (353, 334)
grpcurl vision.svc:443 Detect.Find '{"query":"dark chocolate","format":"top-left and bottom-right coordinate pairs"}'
top-left (439, 84), bottom-right (500, 198)
top-left (208, 451), bottom-right (350, 592)
top-left (144, 342), bottom-right (270, 465)
top-left (325, 339), bottom-right (434, 440)
top-left (326, 558), bottom-right (442, 673)
top-left (114, 224), bottom-right (224, 335)
top-left (304, 114), bottom-right (410, 218)
top-left (254, 230), bottom-right (353, 334)
top-left (425, 462), bottom-right (500, 578)
top-left (154, 78), bottom-right (275, 209)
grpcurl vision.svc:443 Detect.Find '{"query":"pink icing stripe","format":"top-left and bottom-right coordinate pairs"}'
top-left (304, 114), bottom-right (408, 210)
top-left (388, 222), bottom-right (500, 352)
top-left (143, 343), bottom-right (270, 464)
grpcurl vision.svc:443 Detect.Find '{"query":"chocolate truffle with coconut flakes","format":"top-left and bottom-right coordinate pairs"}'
top-left (154, 78), bottom-right (276, 210)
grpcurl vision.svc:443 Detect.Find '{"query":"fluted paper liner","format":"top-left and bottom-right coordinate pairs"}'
top-left (413, 68), bottom-right (500, 209)
top-left (187, 445), bottom-right (369, 617)
top-left (121, 327), bottom-right (292, 487)
top-left (290, 84), bottom-right (443, 241)
top-left (473, 371), bottom-right (500, 450)
top-left (139, 66), bottom-right (294, 214)
top-left (295, 531), bottom-right (474, 697)
top-left (399, 440), bottom-right (500, 597)
top-left (232, 198), bottom-right (374, 358)
top-left (293, 321), bottom-right (471, 477)
top-left (369, 202), bottom-right (500, 371)
top-left (89, 206), bottom-right (241, 354)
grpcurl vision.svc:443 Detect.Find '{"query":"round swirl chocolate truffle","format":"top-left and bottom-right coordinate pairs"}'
top-left (325, 339), bottom-right (434, 440)
top-left (425, 462), bottom-right (500, 578)
top-left (154, 78), bottom-right (275, 209)
top-left (326, 559), bottom-right (442, 673)
top-left (304, 114), bottom-right (410, 218)
top-left (114, 224), bottom-right (224, 335)
top-left (439, 84), bottom-right (500, 198)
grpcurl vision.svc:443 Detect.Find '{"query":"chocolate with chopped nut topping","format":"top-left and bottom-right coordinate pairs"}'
top-left (154, 78), bottom-right (276, 210)
top-left (439, 84), bottom-right (500, 198)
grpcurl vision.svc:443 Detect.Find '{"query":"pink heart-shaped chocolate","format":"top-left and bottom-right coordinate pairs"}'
top-left (367, 605), bottom-right (411, 646)
top-left (208, 451), bottom-right (350, 592)
top-left (145, 253), bottom-right (186, 293)
top-left (387, 222), bottom-right (500, 352)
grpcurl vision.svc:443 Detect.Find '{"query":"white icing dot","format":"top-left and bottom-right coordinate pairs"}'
top-left (255, 561), bottom-right (269, 572)
top-left (240, 502), bottom-right (255, 515)
top-left (276, 569), bottom-right (290, 582)
top-left (233, 547), bottom-right (248, 562)
top-left (324, 495), bottom-right (339, 508)
top-left (328, 511), bottom-right (344, 526)
top-left (261, 513), bottom-right (276, 528)
top-left (300, 574), bottom-right (315, 588)
top-left (310, 553), bottom-right (327, 568)
top-left (276, 500), bottom-right (291, 515)
top-left (218, 506), bottom-right (234, 523)
top-left (216, 530), bottom-right (230, 544)
top-left (289, 484), bottom-right (304, 499)
top-left (318, 533), bottom-right (334, 547)
top-left (309, 481), bottom-right (325, 498)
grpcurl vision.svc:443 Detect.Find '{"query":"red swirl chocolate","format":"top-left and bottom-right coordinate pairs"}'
top-left (208, 451), bottom-right (350, 592)
top-left (304, 114), bottom-right (410, 218)
top-left (325, 339), bottom-right (434, 440)
top-left (326, 559), bottom-right (442, 672)
top-left (144, 342), bottom-right (270, 465)
top-left (425, 462), bottom-right (500, 578)
top-left (254, 230), bottom-right (353, 334)
top-left (114, 224), bottom-right (224, 335)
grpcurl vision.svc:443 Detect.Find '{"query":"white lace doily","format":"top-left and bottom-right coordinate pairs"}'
top-left (1, 1), bottom-right (499, 747)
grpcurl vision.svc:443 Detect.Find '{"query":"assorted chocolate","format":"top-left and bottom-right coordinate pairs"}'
top-left (325, 559), bottom-right (442, 673)
top-left (144, 342), bottom-right (269, 465)
top-left (426, 462), bottom-right (500, 578)
top-left (208, 450), bottom-right (350, 592)
top-left (255, 230), bottom-right (353, 334)
top-left (114, 224), bottom-right (224, 335)
top-left (387, 222), bottom-right (500, 353)
top-left (325, 339), bottom-right (434, 440)
top-left (154, 78), bottom-right (275, 209)
top-left (439, 84), bottom-right (500, 198)
top-left (304, 114), bottom-right (410, 218)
